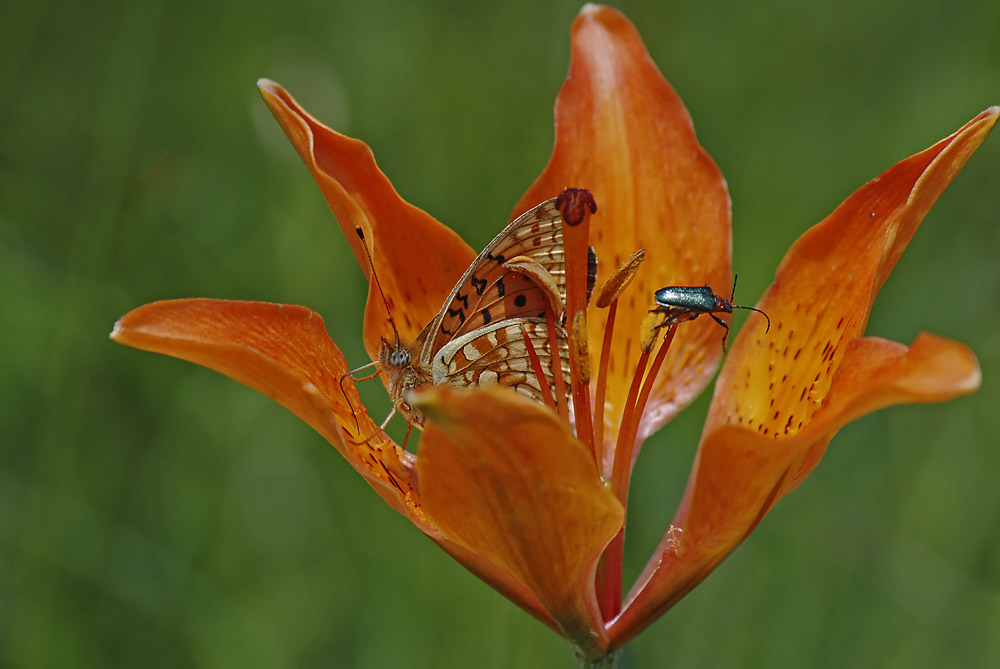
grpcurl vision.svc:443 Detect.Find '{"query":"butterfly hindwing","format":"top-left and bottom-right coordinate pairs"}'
top-left (431, 318), bottom-right (570, 405)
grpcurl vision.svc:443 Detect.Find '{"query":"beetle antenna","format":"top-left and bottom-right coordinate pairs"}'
top-left (730, 273), bottom-right (771, 333)
top-left (355, 227), bottom-right (401, 347)
top-left (732, 304), bottom-right (771, 333)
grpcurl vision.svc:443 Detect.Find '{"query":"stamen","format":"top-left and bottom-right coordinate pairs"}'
top-left (597, 325), bottom-right (678, 621)
top-left (544, 307), bottom-right (570, 425)
top-left (611, 346), bottom-right (650, 481)
top-left (592, 249), bottom-right (646, 463)
top-left (569, 310), bottom-right (596, 461)
top-left (610, 324), bottom-right (677, 502)
top-left (555, 188), bottom-right (598, 458)
top-left (593, 300), bottom-right (617, 461)
top-left (595, 249), bottom-right (645, 308)
top-left (521, 322), bottom-right (556, 413)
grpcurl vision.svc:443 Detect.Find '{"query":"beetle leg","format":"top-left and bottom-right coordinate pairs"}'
top-left (650, 307), bottom-right (697, 331)
top-left (710, 313), bottom-right (730, 352)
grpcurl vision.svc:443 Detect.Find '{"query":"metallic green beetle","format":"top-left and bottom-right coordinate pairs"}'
top-left (650, 275), bottom-right (770, 352)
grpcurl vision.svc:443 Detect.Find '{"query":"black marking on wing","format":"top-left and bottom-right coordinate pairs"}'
top-left (471, 275), bottom-right (487, 296)
top-left (447, 308), bottom-right (466, 325)
top-left (514, 294), bottom-right (527, 307)
top-left (487, 252), bottom-right (506, 266)
top-left (496, 276), bottom-right (506, 298)
top-left (455, 291), bottom-right (469, 309)
top-left (481, 309), bottom-right (492, 325)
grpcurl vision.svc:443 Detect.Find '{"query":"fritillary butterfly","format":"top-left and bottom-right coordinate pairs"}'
top-left (375, 195), bottom-right (584, 427)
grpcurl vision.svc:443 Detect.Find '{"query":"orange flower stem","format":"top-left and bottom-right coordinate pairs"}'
top-left (593, 300), bottom-right (617, 468)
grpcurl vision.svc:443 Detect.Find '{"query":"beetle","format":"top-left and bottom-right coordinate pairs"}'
top-left (650, 275), bottom-right (770, 352)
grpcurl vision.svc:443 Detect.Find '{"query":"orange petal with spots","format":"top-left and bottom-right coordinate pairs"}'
top-left (416, 386), bottom-right (624, 659)
top-left (515, 6), bottom-right (732, 450)
top-left (258, 80), bottom-right (475, 358)
top-left (111, 298), bottom-right (550, 621)
top-left (708, 107), bottom-right (996, 438)
top-left (110, 298), bottom-right (422, 516)
top-left (609, 108), bottom-right (995, 646)
top-left (612, 332), bottom-right (979, 647)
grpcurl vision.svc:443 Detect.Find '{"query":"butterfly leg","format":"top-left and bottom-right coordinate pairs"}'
top-left (379, 405), bottom-right (397, 431)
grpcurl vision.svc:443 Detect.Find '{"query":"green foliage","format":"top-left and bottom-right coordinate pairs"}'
top-left (2, 0), bottom-right (997, 666)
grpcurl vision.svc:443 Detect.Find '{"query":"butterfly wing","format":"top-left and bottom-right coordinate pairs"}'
top-left (430, 318), bottom-right (570, 406)
top-left (417, 197), bottom-right (567, 364)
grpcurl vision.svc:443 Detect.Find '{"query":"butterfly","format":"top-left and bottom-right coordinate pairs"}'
top-left (371, 196), bottom-right (588, 428)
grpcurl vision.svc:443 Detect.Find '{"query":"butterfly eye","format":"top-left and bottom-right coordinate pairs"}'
top-left (389, 349), bottom-right (411, 368)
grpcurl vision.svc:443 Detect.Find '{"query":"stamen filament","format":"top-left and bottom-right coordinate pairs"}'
top-left (593, 300), bottom-right (617, 469)
top-left (521, 323), bottom-right (556, 413)
top-left (611, 325), bottom-right (677, 501)
top-left (555, 188), bottom-right (598, 461)
top-left (597, 325), bottom-right (678, 622)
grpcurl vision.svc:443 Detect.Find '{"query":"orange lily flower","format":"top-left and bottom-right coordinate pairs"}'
top-left (111, 4), bottom-right (995, 663)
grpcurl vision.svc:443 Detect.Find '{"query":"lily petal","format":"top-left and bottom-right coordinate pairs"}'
top-left (708, 107), bottom-right (997, 439)
top-left (612, 332), bottom-right (979, 646)
top-left (416, 386), bottom-right (624, 658)
top-left (110, 298), bottom-right (421, 515)
top-left (112, 299), bottom-right (553, 626)
top-left (258, 80), bottom-right (475, 357)
top-left (515, 5), bottom-right (732, 449)
top-left (612, 107), bottom-right (996, 645)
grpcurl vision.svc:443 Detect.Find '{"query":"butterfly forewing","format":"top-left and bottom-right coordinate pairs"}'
top-left (376, 196), bottom-right (573, 427)
top-left (419, 198), bottom-right (566, 365)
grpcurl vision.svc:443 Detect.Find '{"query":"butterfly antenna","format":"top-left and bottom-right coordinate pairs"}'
top-left (355, 227), bottom-right (401, 347)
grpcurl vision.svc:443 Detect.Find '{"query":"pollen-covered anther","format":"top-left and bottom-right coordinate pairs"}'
top-left (639, 306), bottom-right (662, 354)
top-left (555, 187), bottom-right (598, 225)
top-left (571, 310), bottom-right (591, 385)
top-left (595, 248), bottom-right (646, 308)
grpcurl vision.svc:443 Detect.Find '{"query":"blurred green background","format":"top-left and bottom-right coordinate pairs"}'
top-left (2, 0), bottom-right (998, 666)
